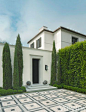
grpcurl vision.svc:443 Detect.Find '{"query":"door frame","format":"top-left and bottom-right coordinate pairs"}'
top-left (30, 54), bottom-right (43, 85)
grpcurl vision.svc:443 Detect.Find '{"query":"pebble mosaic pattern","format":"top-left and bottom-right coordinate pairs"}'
top-left (0, 89), bottom-right (86, 112)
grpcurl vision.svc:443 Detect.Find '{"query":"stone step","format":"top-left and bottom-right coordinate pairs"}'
top-left (30, 84), bottom-right (48, 87)
top-left (27, 85), bottom-right (55, 89)
top-left (26, 85), bottom-right (57, 92)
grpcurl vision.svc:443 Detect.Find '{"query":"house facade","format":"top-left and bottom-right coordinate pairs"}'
top-left (28, 26), bottom-right (86, 51)
top-left (0, 26), bottom-right (86, 87)
top-left (0, 43), bottom-right (52, 87)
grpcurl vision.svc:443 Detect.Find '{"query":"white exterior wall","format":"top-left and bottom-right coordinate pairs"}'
top-left (28, 28), bottom-right (86, 52)
top-left (22, 48), bottom-right (52, 85)
top-left (54, 29), bottom-right (61, 52)
top-left (29, 32), bottom-right (45, 49)
top-left (61, 29), bottom-right (86, 48)
top-left (0, 43), bottom-right (52, 87)
top-left (44, 31), bottom-right (53, 51)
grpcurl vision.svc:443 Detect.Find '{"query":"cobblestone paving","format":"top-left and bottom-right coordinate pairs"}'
top-left (0, 89), bottom-right (86, 112)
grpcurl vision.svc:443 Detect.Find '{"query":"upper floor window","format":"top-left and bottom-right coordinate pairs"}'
top-left (72, 37), bottom-right (78, 44)
top-left (30, 42), bottom-right (34, 48)
top-left (36, 38), bottom-right (41, 48)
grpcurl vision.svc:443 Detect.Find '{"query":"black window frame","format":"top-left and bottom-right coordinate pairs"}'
top-left (30, 42), bottom-right (34, 48)
top-left (36, 38), bottom-right (41, 48)
top-left (72, 37), bottom-right (78, 44)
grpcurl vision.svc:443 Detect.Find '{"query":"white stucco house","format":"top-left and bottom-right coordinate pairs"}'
top-left (28, 26), bottom-right (86, 51)
top-left (0, 26), bottom-right (86, 88)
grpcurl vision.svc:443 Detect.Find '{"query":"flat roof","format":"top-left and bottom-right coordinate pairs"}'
top-left (27, 26), bottom-right (86, 43)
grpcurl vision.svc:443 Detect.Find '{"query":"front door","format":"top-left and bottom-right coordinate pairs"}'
top-left (32, 59), bottom-right (39, 84)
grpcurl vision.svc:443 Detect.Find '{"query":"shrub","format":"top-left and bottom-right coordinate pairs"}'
top-left (62, 85), bottom-right (86, 94)
top-left (0, 87), bottom-right (3, 89)
top-left (13, 90), bottom-right (18, 94)
top-left (53, 84), bottom-right (86, 94)
top-left (20, 86), bottom-right (26, 92)
top-left (0, 89), bottom-right (8, 96)
top-left (53, 84), bottom-right (57, 87)
top-left (17, 90), bottom-right (23, 93)
top-left (0, 88), bottom-right (24, 96)
top-left (2, 42), bottom-right (12, 89)
top-left (53, 83), bottom-right (64, 89)
top-left (6, 89), bottom-right (13, 95)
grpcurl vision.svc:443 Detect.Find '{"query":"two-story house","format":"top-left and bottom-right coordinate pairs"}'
top-left (0, 26), bottom-right (86, 90)
top-left (27, 26), bottom-right (86, 51)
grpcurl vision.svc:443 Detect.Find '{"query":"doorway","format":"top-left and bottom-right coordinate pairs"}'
top-left (32, 59), bottom-right (39, 84)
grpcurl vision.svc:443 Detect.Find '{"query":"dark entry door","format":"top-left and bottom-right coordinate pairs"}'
top-left (32, 59), bottom-right (39, 84)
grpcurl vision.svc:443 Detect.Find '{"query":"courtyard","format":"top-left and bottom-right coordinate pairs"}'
top-left (0, 89), bottom-right (86, 112)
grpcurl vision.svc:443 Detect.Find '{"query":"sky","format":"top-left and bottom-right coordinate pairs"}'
top-left (0, 0), bottom-right (86, 47)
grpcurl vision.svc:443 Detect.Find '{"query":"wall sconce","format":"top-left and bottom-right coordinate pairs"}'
top-left (45, 65), bottom-right (48, 71)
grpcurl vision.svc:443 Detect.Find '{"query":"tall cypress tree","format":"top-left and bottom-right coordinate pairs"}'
top-left (13, 44), bottom-right (19, 89)
top-left (2, 42), bottom-right (12, 89)
top-left (16, 34), bottom-right (23, 87)
top-left (50, 41), bottom-right (56, 85)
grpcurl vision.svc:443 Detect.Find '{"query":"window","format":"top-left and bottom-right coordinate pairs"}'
top-left (30, 42), bottom-right (34, 48)
top-left (72, 37), bottom-right (78, 44)
top-left (36, 38), bottom-right (41, 48)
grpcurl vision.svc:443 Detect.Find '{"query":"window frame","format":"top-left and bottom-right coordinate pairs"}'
top-left (36, 38), bottom-right (41, 48)
top-left (30, 42), bottom-right (34, 48)
top-left (72, 36), bottom-right (78, 44)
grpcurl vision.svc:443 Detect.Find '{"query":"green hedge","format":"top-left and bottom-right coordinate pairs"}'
top-left (0, 87), bottom-right (3, 89)
top-left (53, 84), bottom-right (86, 94)
top-left (57, 41), bottom-right (86, 89)
top-left (20, 86), bottom-right (26, 92)
top-left (0, 86), bottom-right (26, 96)
top-left (63, 85), bottom-right (86, 94)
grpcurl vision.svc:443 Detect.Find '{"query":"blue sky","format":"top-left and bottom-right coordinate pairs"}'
top-left (0, 0), bottom-right (86, 47)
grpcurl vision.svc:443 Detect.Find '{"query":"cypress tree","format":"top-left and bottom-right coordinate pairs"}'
top-left (50, 41), bottom-right (56, 85)
top-left (16, 34), bottom-right (23, 87)
top-left (2, 42), bottom-right (12, 89)
top-left (13, 45), bottom-right (19, 89)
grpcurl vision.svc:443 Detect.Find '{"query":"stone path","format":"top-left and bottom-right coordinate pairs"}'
top-left (0, 89), bottom-right (86, 112)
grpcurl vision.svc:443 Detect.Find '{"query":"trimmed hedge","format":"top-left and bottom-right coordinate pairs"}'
top-left (53, 84), bottom-right (64, 89)
top-left (0, 87), bottom-right (3, 89)
top-left (63, 85), bottom-right (86, 94)
top-left (0, 86), bottom-right (26, 96)
top-left (57, 41), bottom-right (86, 89)
top-left (53, 84), bottom-right (86, 94)
top-left (20, 86), bottom-right (26, 92)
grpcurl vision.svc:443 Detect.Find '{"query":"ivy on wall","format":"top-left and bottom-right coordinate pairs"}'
top-left (57, 41), bottom-right (86, 89)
